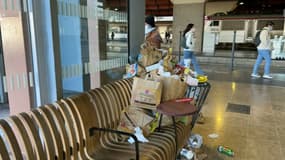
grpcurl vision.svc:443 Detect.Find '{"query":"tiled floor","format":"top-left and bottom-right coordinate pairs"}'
top-left (191, 64), bottom-right (285, 159)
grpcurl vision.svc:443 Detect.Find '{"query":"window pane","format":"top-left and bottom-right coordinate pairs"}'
top-left (56, 0), bottom-right (129, 97)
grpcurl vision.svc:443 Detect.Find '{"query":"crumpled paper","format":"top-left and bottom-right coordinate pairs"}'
top-left (128, 127), bottom-right (149, 144)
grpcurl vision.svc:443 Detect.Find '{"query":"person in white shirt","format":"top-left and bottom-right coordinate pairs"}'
top-left (251, 21), bottom-right (274, 79)
top-left (182, 23), bottom-right (204, 75)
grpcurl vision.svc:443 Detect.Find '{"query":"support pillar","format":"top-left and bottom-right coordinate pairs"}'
top-left (0, 7), bottom-right (33, 114)
top-left (171, 0), bottom-right (206, 54)
top-left (128, 0), bottom-right (145, 60)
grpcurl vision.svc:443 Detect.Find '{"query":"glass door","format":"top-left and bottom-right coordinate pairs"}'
top-left (0, 28), bottom-right (9, 118)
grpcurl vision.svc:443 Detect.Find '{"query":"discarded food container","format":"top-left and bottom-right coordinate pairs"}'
top-left (180, 148), bottom-right (194, 160)
top-left (188, 134), bottom-right (203, 149)
top-left (217, 145), bottom-right (234, 157)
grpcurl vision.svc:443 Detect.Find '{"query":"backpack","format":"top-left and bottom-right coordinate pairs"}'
top-left (180, 36), bottom-right (189, 49)
top-left (254, 30), bottom-right (262, 46)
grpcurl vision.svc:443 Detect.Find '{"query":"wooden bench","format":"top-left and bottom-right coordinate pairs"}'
top-left (0, 78), bottom-right (210, 160)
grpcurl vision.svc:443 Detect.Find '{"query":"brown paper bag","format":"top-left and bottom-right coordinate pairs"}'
top-left (163, 54), bottom-right (178, 72)
top-left (139, 42), bottom-right (162, 67)
top-left (131, 77), bottom-right (162, 110)
top-left (136, 63), bottom-right (147, 78)
top-left (158, 76), bottom-right (188, 102)
top-left (117, 106), bottom-right (155, 136)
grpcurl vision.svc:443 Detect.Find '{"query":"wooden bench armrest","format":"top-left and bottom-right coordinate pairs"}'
top-left (89, 127), bottom-right (140, 160)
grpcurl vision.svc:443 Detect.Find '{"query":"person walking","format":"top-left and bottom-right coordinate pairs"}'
top-left (251, 21), bottom-right (274, 79)
top-left (165, 31), bottom-right (170, 44)
top-left (145, 15), bottom-right (163, 49)
top-left (182, 23), bottom-right (204, 75)
top-left (111, 32), bottom-right (115, 41)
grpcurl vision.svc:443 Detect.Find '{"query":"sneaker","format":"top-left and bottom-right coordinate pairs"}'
top-left (263, 75), bottom-right (273, 79)
top-left (251, 73), bottom-right (261, 78)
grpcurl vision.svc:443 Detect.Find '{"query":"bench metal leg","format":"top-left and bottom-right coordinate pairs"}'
top-left (172, 116), bottom-right (178, 160)
top-left (158, 114), bottom-right (163, 132)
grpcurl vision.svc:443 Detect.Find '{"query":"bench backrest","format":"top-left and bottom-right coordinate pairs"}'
top-left (66, 78), bottom-right (133, 156)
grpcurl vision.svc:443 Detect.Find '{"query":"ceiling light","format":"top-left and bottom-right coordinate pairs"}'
top-left (114, 8), bottom-right (118, 11)
top-left (239, 2), bottom-right (244, 5)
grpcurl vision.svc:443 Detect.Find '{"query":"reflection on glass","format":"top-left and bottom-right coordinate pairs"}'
top-left (99, 0), bottom-right (129, 85)
top-left (57, 0), bottom-right (129, 97)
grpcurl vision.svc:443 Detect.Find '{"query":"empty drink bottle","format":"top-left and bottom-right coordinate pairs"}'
top-left (217, 145), bottom-right (234, 157)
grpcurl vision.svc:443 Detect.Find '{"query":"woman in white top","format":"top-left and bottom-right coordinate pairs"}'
top-left (182, 23), bottom-right (204, 75)
top-left (251, 21), bottom-right (274, 79)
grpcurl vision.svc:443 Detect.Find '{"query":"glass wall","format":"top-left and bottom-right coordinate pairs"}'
top-left (56, 0), bottom-right (128, 97)
top-left (0, 0), bottom-right (130, 117)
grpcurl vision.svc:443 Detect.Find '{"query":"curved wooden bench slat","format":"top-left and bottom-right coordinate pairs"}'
top-left (66, 95), bottom-right (97, 159)
top-left (18, 112), bottom-right (46, 160)
top-left (87, 90), bottom-right (107, 128)
top-left (45, 104), bottom-right (71, 160)
top-left (30, 109), bottom-right (56, 159)
top-left (54, 101), bottom-right (78, 160)
top-left (38, 107), bottom-right (64, 160)
top-left (90, 88), bottom-right (113, 128)
top-left (0, 120), bottom-right (23, 160)
top-left (61, 98), bottom-right (91, 160)
top-left (8, 116), bottom-right (34, 159)
top-left (0, 134), bottom-right (10, 160)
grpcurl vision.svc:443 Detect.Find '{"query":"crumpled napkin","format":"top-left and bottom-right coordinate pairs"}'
top-left (128, 127), bottom-right (149, 144)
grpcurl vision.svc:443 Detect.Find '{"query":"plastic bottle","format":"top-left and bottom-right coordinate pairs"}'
top-left (217, 145), bottom-right (234, 157)
top-left (168, 47), bottom-right (173, 54)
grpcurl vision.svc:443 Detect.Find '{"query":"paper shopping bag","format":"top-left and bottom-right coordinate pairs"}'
top-left (131, 77), bottom-right (162, 110)
top-left (139, 42), bottom-right (162, 67)
top-left (163, 54), bottom-right (178, 73)
top-left (117, 106), bottom-right (155, 136)
top-left (158, 76), bottom-right (188, 102)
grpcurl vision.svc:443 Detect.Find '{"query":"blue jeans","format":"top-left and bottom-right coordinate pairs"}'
top-left (181, 50), bottom-right (204, 75)
top-left (252, 49), bottom-right (271, 75)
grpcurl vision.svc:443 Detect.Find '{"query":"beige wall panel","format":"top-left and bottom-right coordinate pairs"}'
top-left (172, 3), bottom-right (204, 53)
top-left (1, 17), bottom-right (32, 114)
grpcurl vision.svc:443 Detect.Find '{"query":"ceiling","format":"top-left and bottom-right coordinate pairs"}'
top-left (146, 0), bottom-right (173, 16)
top-left (228, 0), bottom-right (285, 15)
top-left (103, 0), bottom-right (174, 16)
top-left (104, 0), bottom-right (285, 17)
top-left (146, 0), bottom-right (285, 16)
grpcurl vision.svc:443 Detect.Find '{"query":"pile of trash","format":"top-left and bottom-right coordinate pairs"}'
top-left (179, 134), bottom-right (207, 160)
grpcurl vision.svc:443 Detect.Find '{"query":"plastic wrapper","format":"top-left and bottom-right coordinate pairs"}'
top-left (188, 134), bottom-right (203, 149)
top-left (123, 63), bottom-right (137, 78)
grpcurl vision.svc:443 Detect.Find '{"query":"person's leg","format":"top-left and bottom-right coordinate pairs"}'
top-left (189, 52), bottom-right (204, 75)
top-left (252, 50), bottom-right (264, 75)
top-left (180, 50), bottom-right (190, 65)
top-left (263, 50), bottom-right (271, 76)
